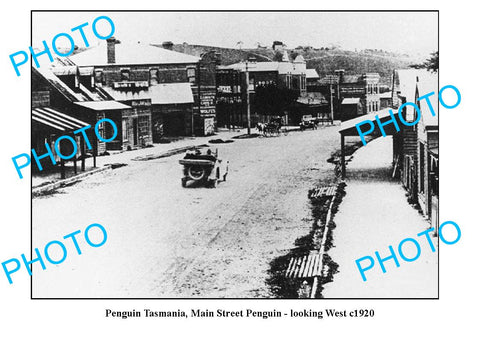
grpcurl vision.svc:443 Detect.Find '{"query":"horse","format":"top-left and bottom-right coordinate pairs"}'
top-left (256, 122), bottom-right (267, 135)
top-left (264, 121), bottom-right (280, 136)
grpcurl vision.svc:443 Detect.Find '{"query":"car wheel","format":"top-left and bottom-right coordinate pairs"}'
top-left (188, 166), bottom-right (206, 180)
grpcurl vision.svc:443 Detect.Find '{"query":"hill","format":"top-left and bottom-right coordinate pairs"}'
top-left (151, 43), bottom-right (273, 65)
top-left (153, 43), bottom-right (420, 84)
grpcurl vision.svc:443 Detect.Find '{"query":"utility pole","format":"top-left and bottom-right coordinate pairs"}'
top-left (245, 60), bottom-right (251, 135)
top-left (330, 83), bottom-right (334, 124)
top-left (193, 62), bottom-right (201, 137)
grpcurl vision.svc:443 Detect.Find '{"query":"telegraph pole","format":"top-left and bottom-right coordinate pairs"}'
top-left (325, 74), bottom-right (337, 125)
top-left (330, 83), bottom-right (334, 124)
top-left (245, 60), bottom-right (251, 135)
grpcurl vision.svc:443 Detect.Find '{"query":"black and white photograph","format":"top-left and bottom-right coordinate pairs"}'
top-left (3, 1), bottom-right (480, 338)
top-left (29, 11), bottom-right (440, 299)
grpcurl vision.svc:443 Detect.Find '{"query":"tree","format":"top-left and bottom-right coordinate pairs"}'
top-left (273, 51), bottom-right (284, 62)
top-left (290, 51), bottom-right (299, 60)
top-left (425, 51), bottom-right (439, 73)
top-left (409, 51), bottom-right (438, 73)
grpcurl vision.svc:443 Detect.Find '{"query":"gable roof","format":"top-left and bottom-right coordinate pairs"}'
top-left (68, 42), bottom-right (200, 67)
top-left (416, 71), bottom-right (438, 128)
top-left (33, 67), bottom-right (87, 102)
top-left (395, 69), bottom-right (433, 103)
top-left (294, 55), bottom-right (305, 63)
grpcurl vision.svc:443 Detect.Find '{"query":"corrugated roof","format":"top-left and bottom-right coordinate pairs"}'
top-left (33, 67), bottom-right (87, 102)
top-left (306, 69), bottom-right (319, 79)
top-left (69, 42), bottom-right (200, 67)
top-left (224, 61), bottom-right (279, 72)
top-left (342, 98), bottom-right (360, 105)
top-left (342, 75), bottom-right (362, 83)
top-left (416, 71), bottom-right (438, 128)
top-left (74, 101), bottom-right (131, 111)
top-left (50, 65), bottom-right (77, 76)
top-left (32, 107), bottom-right (89, 132)
top-left (319, 75), bottom-right (340, 85)
top-left (102, 83), bottom-right (194, 105)
top-left (395, 69), bottom-right (433, 103)
top-left (223, 61), bottom-right (306, 75)
top-left (339, 108), bottom-right (393, 134)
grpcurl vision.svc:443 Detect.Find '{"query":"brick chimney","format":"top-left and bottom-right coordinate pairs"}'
top-left (107, 37), bottom-right (116, 64)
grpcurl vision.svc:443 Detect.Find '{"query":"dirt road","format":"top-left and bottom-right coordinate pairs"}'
top-left (32, 126), bottom-right (339, 298)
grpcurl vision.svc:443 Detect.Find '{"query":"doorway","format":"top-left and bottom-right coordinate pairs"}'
top-left (133, 118), bottom-right (138, 146)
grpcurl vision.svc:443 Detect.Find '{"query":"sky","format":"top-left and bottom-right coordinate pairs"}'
top-left (32, 11), bottom-right (438, 58)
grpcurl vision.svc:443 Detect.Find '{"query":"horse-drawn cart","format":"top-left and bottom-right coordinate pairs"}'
top-left (179, 149), bottom-right (228, 188)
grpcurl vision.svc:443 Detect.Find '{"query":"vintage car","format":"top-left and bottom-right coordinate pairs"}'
top-left (299, 115), bottom-right (318, 130)
top-left (179, 149), bottom-right (228, 188)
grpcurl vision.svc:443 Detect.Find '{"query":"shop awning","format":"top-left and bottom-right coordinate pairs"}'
top-left (341, 98), bottom-right (360, 105)
top-left (338, 107), bottom-right (398, 179)
top-left (339, 108), bottom-right (397, 136)
top-left (32, 107), bottom-right (89, 132)
top-left (74, 101), bottom-right (131, 111)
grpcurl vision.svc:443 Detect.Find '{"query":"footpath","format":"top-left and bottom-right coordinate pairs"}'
top-left (322, 136), bottom-right (438, 298)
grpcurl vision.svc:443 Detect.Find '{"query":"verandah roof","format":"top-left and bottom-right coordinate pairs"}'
top-left (339, 108), bottom-right (398, 136)
top-left (32, 107), bottom-right (89, 132)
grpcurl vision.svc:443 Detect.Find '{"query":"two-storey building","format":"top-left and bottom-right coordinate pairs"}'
top-left (216, 53), bottom-right (311, 126)
top-left (66, 38), bottom-right (217, 141)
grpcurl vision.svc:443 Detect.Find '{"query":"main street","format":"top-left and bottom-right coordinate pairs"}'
top-left (32, 127), bottom-right (339, 298)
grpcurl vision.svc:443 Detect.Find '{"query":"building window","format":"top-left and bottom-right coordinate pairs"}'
top-left (286, 74), bottom-right (292, 89)
top-left (248, 76), bottom-right (255, 91)
top-left (121, 69), bottom-right (130, 81)
top-left (94, 70), bottom-right (104, 84)
top-left (187, 68), bottom-right (196, 83)
top-left (292, 76), bottom-right (298, 90)
top-left (97, 118), bottom-right (105, 140)
top-left (150, 68), bottom-right (158, 85)
top-left (300, 75), bottom-right (306, 90)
